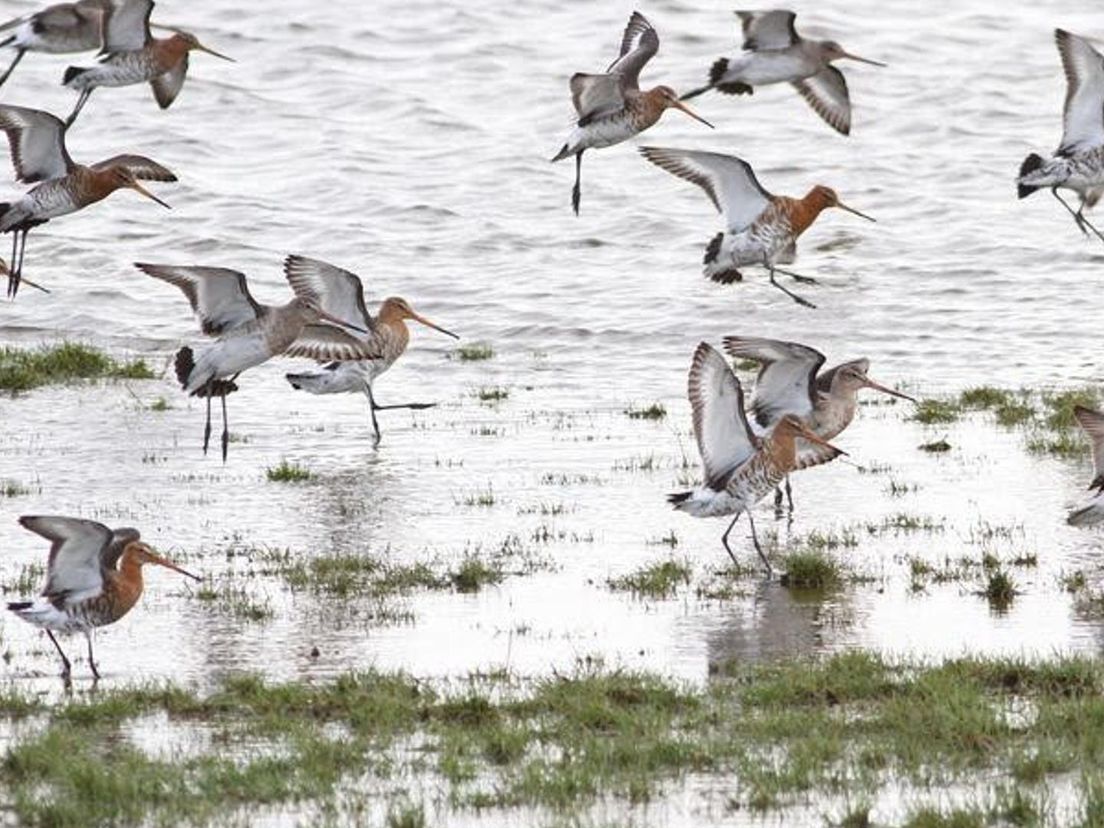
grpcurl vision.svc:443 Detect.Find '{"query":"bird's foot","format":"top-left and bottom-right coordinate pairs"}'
top-left (710, 268), bottom-right (743, 284)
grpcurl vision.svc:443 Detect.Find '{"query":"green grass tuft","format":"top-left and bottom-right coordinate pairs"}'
top-left (0, 343), bottom-right (153, 393)
top-left (909, 399), bottom-right (960, 424)
top-left (265, 460), bottom-right (313, 482)
top-left (779, 549), bottom-right (841, 589)
top-left (607, 559), bottom-right (692, 598)
top-left (919, 439), bottom-right (952, 453)
top-left (624, 402), bottom-right (667, 420)
top-left (455, 342), bottom-right (494, 361)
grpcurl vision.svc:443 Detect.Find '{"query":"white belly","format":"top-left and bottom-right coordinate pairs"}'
top-left (723, 51), bottom-right (817, 87)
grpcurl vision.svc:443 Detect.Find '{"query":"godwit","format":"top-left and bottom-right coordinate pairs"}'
top-left (723, 335), bottom-right (915, 510)
top-left (8, 515), bottom-right (200, 682)
top-left (0, 104), bottom-right (174, 298)
top-left (1068, 406), bottom-right (1104, 526)
top-left (639, 146), bottom-right (873, 307)
top-left (550, 11), bottom-right (713, 215)
top-left (137, 261), bottom-right (379, 461)
top-left (0, 0), bottom-right (111, 89)
top-left (280, 255), bottom-right (459, 446)
top-left (669, 342), bottom-right (845, 574)
top-left (63, 0), bottom-right (232, 127)
top-left (680, 10), bottom-right (885, 135)
top-left (1018, 30), bottom-right (1104, 243)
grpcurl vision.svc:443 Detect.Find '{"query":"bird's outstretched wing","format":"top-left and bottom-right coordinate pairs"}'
top-left (793, 66), bottom-right (851, 135)
top-left (639, 147), bottom-right (772, 233)
top-left (284, 325), bottom-right (382, 362)
top-left (283, 255), bottom-right (376, 332)
top-left (736, 10), bottom-right (798, 51)
top-left (101, 0), bottom-right (152, 52)
top-left (607, 11), bottom-right (658, 91)
top-left (136, 264), bottom-right (263, 336)
top-left (688, 342), bottom-right (760, 491)
top-left (1056, 29), bottom-right (1104, 156)
top-left (0, 105), bottom-right (74, 183)
top-left (723, 336), bottom-right (826, 432)
top-left (19, 515), bottom-right (113, 604)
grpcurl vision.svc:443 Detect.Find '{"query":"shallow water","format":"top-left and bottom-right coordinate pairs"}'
top-left (1, 0), bottom-right (1103, 822)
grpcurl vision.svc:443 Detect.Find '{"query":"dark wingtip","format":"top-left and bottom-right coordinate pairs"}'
top-left (667, 491), bottom-right (692, 505)
top-left (1017, 154), bottom-right (1045, 199)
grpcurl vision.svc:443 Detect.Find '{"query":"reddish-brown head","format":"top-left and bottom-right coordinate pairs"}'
top-left (169, 31), bottom-right (234, 61)
top-left (123, 542), bottom-right (201, 581)
top-left (652, 86), bottom-right (714, 128)
top-left (804, 185), bottom-right (875, 222)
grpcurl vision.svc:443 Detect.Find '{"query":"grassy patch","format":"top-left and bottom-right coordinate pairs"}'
top-left (919, 439), bottom-right (952, 453)
top-left (607, 559), bottom-right (692, 598)
top-left (193, 577), bottom-right (273, 622)
top-left (3, 654), bottom-right (1104, 822)
top-left (0, 479), bottom-right (31, 497)
top-left (0, 343), bottom-right (153, 393)
top-left (148, 396), bottom-right (171, 412)
top-left (909, 399), bottom-right (960, 425)
top-left (779, 549), bottom-right (841, 589)
top-left (265, 460), bottom-right (313, 482)
top-left (979, 569), bottom-right (1018, 611)
top-left (450, 556), bottom-right (504, 593)
top-left (475, 386), bottom-right (509, 403)
top-left (455, 342), bottom-right (494, 362)
top-left (624, 403), bottom-right (667, 421)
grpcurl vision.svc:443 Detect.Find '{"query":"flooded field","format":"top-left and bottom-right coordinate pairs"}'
top-left (2, 0), bottom-right (1104, 823)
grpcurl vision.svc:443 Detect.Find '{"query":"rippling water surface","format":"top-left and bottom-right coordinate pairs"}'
top-left (0, 0), bottom-right (1102, 754)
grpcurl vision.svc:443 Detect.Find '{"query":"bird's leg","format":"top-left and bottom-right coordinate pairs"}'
top-left (65, 89), bottom-right (92, 128)
top-left (746, 511), bottom-right (772, 576)
top-left (784, 476), bottom-right (794, 512)
top-left (220, 391), bottom-right (229, 462)
top-left (1052, 189), bottom-right (1088, 236)
top-left (0, 48), bottom-right (25, 88)
top-left (767, 266), bottom-right (816, 308)
top-left (45, 630), bottom-right (71, 681)
top-left (7, 230), bottom-right (17, 299)
top-left (202, 384), bottom-right (213, 456)
top-left (1075, 204), bottom-right (1104, 245)
top-left (772, 266), bottom-right (818, 285)
top-left (720, 511), bottom-right (743, 568)
top-left (773, 486), bottom-right (784, 512)
top-left (365, 383), bottom-right (382, 447)
top-left (85, 631), bottom-right (100, 681)
top-left (572, 151), bottom-right (584, 216)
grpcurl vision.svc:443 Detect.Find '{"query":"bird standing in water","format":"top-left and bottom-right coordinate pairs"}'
top-left (138, 261), bottom-right (378, 460)
top-left (1018, 30), bottom-right (1104, 243)
top-left (681, 10), bottom-right (885, 135)
top-left (0, 104), bottom-right (174, 298)
top-left (551, 11), bottom-right (713, 215)
top-left (640, 146), bottom-right (874, 307)
top-left (0, 0), bottom-right (111, 89)
top-left (63, 0), bottom-right (233, 127)
top-left (723, 336), bottom-right (915, 510)
top-left (281, 256), bottom-right (459, 446)
top-left (668, 343), bottom-right (845, 574)
top-left (1068, 405), bottom-right (1104, 527)
top-left (8, 515), bottom-right (200, 682)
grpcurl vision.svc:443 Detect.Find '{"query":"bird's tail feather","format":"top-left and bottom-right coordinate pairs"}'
top-left (6, 601), bottom-right (31, 611)
top-left (174, 346), bottom-right (194, 389)
top-left (667, 491), bottom-right (692, 505)
top-left (550, 143), bottom-right (571, 163)
top-left (62, 65), bottom-right (86, 86)
top-left (1068, 503), bottom-right (1103, 527)
top-left (1017, 153), bottom-right (1045, 199)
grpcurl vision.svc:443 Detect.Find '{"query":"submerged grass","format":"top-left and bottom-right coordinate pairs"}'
top-left (607, 559), bottom-right (692, 598)
top-left (265, 460), bottom-right (313, 482)
top-left (5, 653), bottom-right (1104, 824)
top-left (0, 342), bottom-right (154, 393)
top-left (624, 402), bottom-right (667, 421)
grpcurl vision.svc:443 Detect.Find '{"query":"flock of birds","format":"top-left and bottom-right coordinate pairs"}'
top-left (2, 4), bottom-right (1104, 681)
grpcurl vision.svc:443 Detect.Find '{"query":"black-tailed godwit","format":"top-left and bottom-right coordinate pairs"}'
top-left (0, 0), bottom-right (111, 89)
top-left (8, 515), bottom-right (200, 682)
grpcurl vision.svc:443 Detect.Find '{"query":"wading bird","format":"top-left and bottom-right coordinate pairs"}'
top-left (668, 342), bottom-right (845, 574)
top-left (0, 104), bottom-right (174, 298)
top-left (63, 0), bottom-right (233, 127)
top-left (551, 11), bottom-right (712, 215)
top-left (0, 0), bottom-right (110, 89)
top-left (1018, 30), bottom-right (1104, 243)
top-left (640, 146), bottom-right (873, 307)
top-left (138, 261), bottom-right (379, 461)
top-left (281, 255), bottom-right (459, 446)
top-left (723, 335), bottom-right (915, 510)
top-left (8, 515), bottom-right (200, 682)
top-left (1068, 405), bottom-right (1104, 526)
top-left (681, 10), bottom-right (884, 135)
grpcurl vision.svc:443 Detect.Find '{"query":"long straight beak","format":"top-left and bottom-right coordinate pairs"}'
top-left (837, 201), bottom-right (875, 222)
top-left (411, 311), bottom-right (459, 339)
top-left (198, 43), bottom-right (235, 62)
top-left (863, 377), bottom-right (917, 403)
top-left (843, 52), bottom-right (887, 67)
top-left (149, 551), bottom-right (202, 581)
top-left (671, 99), bottom-right (714, 129)
top-left (318, 308), bottom-right (369, 335)
top-left (130, 181), bottom-right (172, 210)
top-left (798, 425), bottom-right (848, 456)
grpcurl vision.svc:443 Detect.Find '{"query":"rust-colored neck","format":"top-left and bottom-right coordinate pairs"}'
top-left (785, 189), bottom-right (834, 237)
top-left (74, 165), bottom-right (130, 207)
top-left (765, 425), bottom-right (800, 471)
top-left (105, 550), bottom-right (146, 622)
